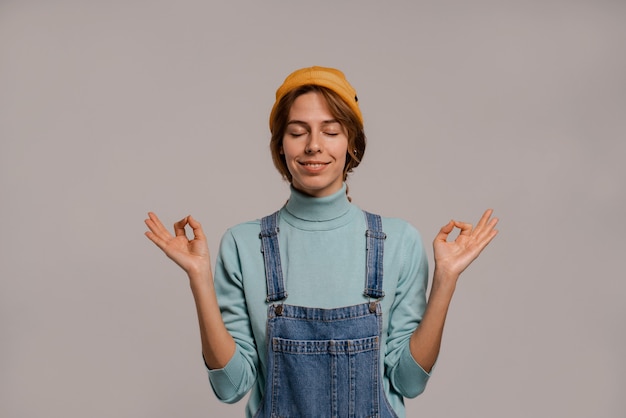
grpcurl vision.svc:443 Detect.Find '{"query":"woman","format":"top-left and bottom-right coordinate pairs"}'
top-left (145, 66), bottom-right (498, 417)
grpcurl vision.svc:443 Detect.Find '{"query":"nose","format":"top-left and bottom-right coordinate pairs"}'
top-left (305, 131), bottom-right (322, 154)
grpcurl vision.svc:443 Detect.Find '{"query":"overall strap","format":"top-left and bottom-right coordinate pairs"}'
top-left (259, 211), bottom-right (287, 302)
top-left (363, 211), bottom-right (386, 299)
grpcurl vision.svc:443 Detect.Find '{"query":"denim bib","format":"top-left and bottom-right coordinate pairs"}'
top-left (254, 211), bottom-right (398, 418)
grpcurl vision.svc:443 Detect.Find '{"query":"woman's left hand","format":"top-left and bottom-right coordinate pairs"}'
top-left (433, 209), bottom-right (499, 278)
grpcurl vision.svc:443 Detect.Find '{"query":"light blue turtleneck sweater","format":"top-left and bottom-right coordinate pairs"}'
top-left (208, 184), bottom-right (430, 417)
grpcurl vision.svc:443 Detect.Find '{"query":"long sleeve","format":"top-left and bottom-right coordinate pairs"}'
top-left (207, 228), bottom-right (259, 403)
top-left (382, 220), bottom-right (431, 398)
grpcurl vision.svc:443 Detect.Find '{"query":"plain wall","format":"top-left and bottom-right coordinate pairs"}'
top-left (1, 1), bottom-right (624, 417)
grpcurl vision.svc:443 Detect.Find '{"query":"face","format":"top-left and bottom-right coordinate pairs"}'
top-left (281, 92), bottom-right (349, 198)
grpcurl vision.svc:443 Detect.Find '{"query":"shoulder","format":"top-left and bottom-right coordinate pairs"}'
top-left (355, 208), bottom-right (425, 249)
top-left (225, 219), bottom-right (262, 236)
top-left (376, 215), bottom-right (423, 243)
top-left (217, 218), bottom-right (262, 248)
top-left (215, 219), bottom-right (266, 268)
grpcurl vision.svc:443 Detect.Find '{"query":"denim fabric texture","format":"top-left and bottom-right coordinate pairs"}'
top-left (254, 211), bottom-right (398, 418)
top-left (260, 213), bottom-right (287, 302)
top-left (364, 211), bottom-right (386, 300)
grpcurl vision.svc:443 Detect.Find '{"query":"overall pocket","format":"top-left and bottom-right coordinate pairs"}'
top-left (271, 336), bottom-right (379, 418)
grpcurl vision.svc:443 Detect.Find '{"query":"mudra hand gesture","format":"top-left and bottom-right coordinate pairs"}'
top-left (433, 209), bottom-right (499, 280)
top-left (144, 212), bottom-right (212, 277)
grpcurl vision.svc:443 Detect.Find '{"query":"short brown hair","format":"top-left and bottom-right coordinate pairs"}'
top-left (269, 85), bottom-right (366, 183)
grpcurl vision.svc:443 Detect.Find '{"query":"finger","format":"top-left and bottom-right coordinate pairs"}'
top-left (471, 219), bottom-right (500, 252)
top-left (454, 221), bottom-right (473, 236)
top-left (173, 216), bottom-right (189, 238)
top-left (144, 230), bottom-right (167, 250)
top-left (473, 227), bottom-right (499, 254)
top-left (434, 220), bottom-right (455, 242)
top-left (486, 216), bottom-right (499, 232)
top-left (475, 208), bottom-right (494, 230)
top-left (474, 215), bottom-right (499, 241)
top-left (145, 219), bottom-right (169, 242)
top-left (146, 212), bottom-right (171, 237)
top-left (187, 215), bottom-right (207, 241)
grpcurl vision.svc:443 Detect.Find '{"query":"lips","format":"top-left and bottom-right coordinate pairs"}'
top-left (298, 160), bottom-right (330, 172)
top-left (300, 161), bottom-right (328, 166)
top-left (299, 160), bottom-right (329, 166)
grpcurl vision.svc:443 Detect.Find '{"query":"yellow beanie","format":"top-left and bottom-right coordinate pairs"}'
top-left (269, 66), bottom-right (362, 133)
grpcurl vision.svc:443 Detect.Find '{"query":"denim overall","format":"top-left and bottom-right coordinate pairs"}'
top-left (254, 211), bottom-right (398, 418)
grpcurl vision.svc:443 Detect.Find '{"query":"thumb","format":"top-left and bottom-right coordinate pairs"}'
top-left (434, 220), bottom-right (455, 242)
top-left (187, 215), bottom-right (207, 241)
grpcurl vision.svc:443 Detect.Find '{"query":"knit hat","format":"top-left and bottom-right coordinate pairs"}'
top-left (269, 66), bottom-right (362, 133)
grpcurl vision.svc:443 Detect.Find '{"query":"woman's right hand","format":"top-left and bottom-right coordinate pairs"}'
top-left (144, 212), bottom-right (212, 277)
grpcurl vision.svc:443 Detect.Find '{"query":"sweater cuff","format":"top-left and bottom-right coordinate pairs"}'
top-left (206, 351), bottom-right (246, 403)
top-left (396, 345), bottom-right (432, 398)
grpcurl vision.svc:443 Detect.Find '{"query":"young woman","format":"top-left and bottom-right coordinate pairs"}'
top-left (145, 66), bottom-right (498, 418)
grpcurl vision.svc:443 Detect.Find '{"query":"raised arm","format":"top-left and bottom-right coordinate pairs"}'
top-left (409, 209), bottom-right (499, 372)
top-left (144, 212), bottom-right (235, 369)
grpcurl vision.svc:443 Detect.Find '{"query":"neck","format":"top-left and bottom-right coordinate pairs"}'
top-left (282, 183), bottom-right (353, 226)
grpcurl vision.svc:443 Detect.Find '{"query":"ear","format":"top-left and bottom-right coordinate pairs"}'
top-left (279, 147), bottom-right (284, 155)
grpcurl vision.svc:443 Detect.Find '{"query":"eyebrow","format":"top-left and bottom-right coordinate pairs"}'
top-left (286, 119), bottom-right (341, 127)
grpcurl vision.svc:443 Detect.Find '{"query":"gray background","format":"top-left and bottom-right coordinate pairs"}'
top-left (1, 1), bottom-right (624, 417)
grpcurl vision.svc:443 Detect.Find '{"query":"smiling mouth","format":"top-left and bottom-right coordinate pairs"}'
top-left (299, 161), bottom-right (329, 168)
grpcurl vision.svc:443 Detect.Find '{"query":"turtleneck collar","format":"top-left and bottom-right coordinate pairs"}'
top-left (281, 183), bottom-right (356, 230)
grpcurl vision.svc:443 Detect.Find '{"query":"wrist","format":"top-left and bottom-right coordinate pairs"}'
top-left (188, 269), bottom-right (213, 289)
top-left (432, 268), bottom-right (459, 293)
